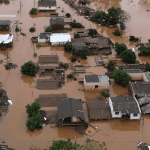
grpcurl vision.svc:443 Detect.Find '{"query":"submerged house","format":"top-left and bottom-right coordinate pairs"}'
top-left (0, 34), bottom-right (13, 48)
top-left (38, 0), bottom-right (56, 11)
top-left (57, 98), bottom-right (84, 126)
top-left (50, 33), bottom-right (71, 46)
top-left (38, 32), bottom-right (52, 43)
top-left (109, 96), bottom-right (141, 120)
top-left (0, 20), bottom-right (10, 31)
top-left (83, 75), bottom-right (109, 91)
top-left (50, 17), bottom-right (65, 30)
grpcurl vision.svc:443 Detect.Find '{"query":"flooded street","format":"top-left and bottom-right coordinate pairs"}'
top-left (0, 0), bottom-right (150, 149)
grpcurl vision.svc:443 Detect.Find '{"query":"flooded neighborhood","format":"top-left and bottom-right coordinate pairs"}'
top-left (1, 0), bottom-right (150, 150)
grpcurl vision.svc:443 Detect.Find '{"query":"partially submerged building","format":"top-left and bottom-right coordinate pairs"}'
top-left (38, 0), bottom-right (56, 11)
top-left (50, 17), bottom-right (65, 30)
top-left (0, 20), bottom-right (10, 31)
top-left (137, 142), bottom-right (150, 150)
top-left (109, 96), bottom-right (141, 120)
top-left (87, 99), bottom-right (111, 120)
top-left (74, 29), bottom-right (90, 37)
top-left (50, 33), bottom-right (71, 46)
top-left (38, 55), bottom-right (59, 64)
top-left (57, 98), bottom-right (85, 126)
top-left (0, 34), bottom-right (13, 48)
top-left (38, 32), bottom-right (52, 43)
top-left (83, 75), bottom-right (109, 91)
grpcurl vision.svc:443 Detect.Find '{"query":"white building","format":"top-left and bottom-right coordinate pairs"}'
top-left (83, 75), bottom-right (109, 91)
top-left (109, 96), bottom-right (141, 120)
top-left (38, 0), bottom-right (56, 11)
top-left (0, 34), bottom-right (13, 47)
top-left (50, 33), bottom-right (71, 46)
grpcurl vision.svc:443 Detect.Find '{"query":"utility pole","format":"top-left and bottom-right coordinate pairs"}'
top-left (20, 1), bottom-right (21, 11)
top-left (34, 0), bottom-right (35, 8)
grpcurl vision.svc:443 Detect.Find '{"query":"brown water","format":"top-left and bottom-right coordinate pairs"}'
top-left (0, 0), bottom-right (150, 150)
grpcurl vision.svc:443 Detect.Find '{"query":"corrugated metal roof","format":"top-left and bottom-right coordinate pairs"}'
top-left (84, 75), bottom-right (109, 83)
top-left (38, 0), bottom-right (56, 7)
top-left (123, 69), bottom-right (142, 74)
top-left (50, 17), bottom-right (65, 26)
top-left (0, 20), bottom-right (10, 25)
top-left (39, 32), bottom-right (52, 39)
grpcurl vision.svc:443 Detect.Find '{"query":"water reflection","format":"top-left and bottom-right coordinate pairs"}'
top-left (20, 75), bottom-right (36, 86)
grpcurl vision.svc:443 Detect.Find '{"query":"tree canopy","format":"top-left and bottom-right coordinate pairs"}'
top-left (80, 49), bottom-right (89, 59)
top-left (45, 26), bottom-right (53, 32)
top-left (88, 29), bottom-right (97, 36)
top-left (121, 50), bottom-right (136, 63)
top-left (21, 61), bottom-right (37, 76)
top-left (113, 69), bottom-right (132, 87)
top-left (145, 62), bottom-right (150, 71)
top-left (114, 42), bottom-right (127, 55)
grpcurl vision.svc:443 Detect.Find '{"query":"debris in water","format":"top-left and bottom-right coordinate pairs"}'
top-left (29, 27), bottom-right (36, 32)
top-left (8, 100), bottom-right (12, 105)
top-left (5, 63), bottom-right (18, 69)
top-left (20, 32), bottom-right (26, 37)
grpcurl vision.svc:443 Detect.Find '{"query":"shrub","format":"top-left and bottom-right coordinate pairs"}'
top-left (36, 44), bottom-right (40, 47)
top-left (21, 61), bottom-right (37, 76)
top-left (113, 30), bottom-right (121, 36)
top-left (85, 10), bottom-right (90, 16)
top-left (113, 69), bottom-right (132, 87)
top-left (59, 62), bottom-right (69, 69)
top-left (141, 48), bottom-right (150, 56)
top-left (121, 50), bottom-right (136, 63)
top-left (145, 62), bottom-right (150, 71)
top-left (30, 8), bottom-right (38, 14)
top-left (80, 49), bottom-right (89, 59)
top-left (102, 90), bottom-right (110, 97)
top-left (129, 36), bottom-right (135, 41)
top-left (66, 13), bottom-right (71, 17)
top-left (114, 42), bottom-right (127, 55)
top-left (107, 61), bottom-right (116, 71)
top-left (74, 33), bottom-right (80, 38)
top-left (45, 26), bottom-right (53, 32)
top-left (67, 73), bottom-right (74, 78)
top-left (70, 55), bottom-right (77, 62)
top-left (64, 43), bottom-right (72, 52)
top-left (88, 29), bottom-right (97, 36)
top-left (25, 102), bottom-right (41, 117)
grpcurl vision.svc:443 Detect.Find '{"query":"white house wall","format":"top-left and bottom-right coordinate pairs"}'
top-left (130, 113), bottom-right (141, 120)
top-left (109, 97), bottom-right (122, 118)
top-left (38, 6), bottom-right (56, 10)
top-left (38, 36), bottom-right (46, 43)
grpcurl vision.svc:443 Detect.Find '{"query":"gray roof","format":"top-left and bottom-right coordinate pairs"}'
top-left (119, 64), bottom-right (145, 71)
top-left (72, 43), bottom-right (86, 51)
top-left (84, 75), bottom-right (109, 83)
top-left (145, 43), bottom-right (150, 48)
top-left (38, 0), bottom-right (56, 7)
top-left (143, 72), bottom-right (150, 82)
top-left (110, 96), bottom-right (140, 114)
top-left (57, 98), bottom-right (84, 120)
top-left (39, 32), bottom-right (52, 39)
top-left (0, 20), bottom-right (10, 26)
top-left (141, 103), bottom-right (150, 114)
top-left (50, 17), bottom-right (65, 26)
top-left (123, 69), bottom-right (142, 74)
top-left (38, 55), bottom-right (59, 63)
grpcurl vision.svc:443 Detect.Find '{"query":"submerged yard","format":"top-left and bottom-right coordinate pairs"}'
top-left (0, 0), bottom-right (150, 150)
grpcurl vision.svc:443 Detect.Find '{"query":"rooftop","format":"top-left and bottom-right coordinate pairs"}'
top-left (50, 17), bottom-right (65, 26)
top-left (84, 75), bottom-right (109, 83)
top-left (110, 96), bottom-right (140, 114)
top-left (38, 0), bottom-right (56, 7)
top-left (38, 55), bottom-right (59, 64)
top-left (0, 20), bottom-right (10, 26)
top-left (123, 69), bottom-right (142, 74)
top-left (143, 72), bottom-right (150, 82)
top-left (57, 98), bottom-right (84, 120)
top-left (38, 32), bottom-right (52, 39)
top-left (0, 34), bottom-right (13, 44)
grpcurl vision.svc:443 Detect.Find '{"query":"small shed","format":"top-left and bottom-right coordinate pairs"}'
top-left (87, 99), bottom-right (111, 120)
top-left (0, 20), bottom-right (10, 31)
top-left (84, 75), bottom-right (109, 91)
top-left (38, 32), bottom-right (52, 43)
top-left (38, 55), bottom-right (59, 64)
top-left (109, 96), bottom-right (141, 120)
top-left (57, 98), bottom-right (84, 126)
top-left (50, 33), bottom-right (71, 46)
top-left (38, 0), bottom-right (56, 11)
top-left (50, 17), bottom-right (65, 30)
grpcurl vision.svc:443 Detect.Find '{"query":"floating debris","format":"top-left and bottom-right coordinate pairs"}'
top-left (5, 63), bottom-right (18, 69)
top-left (29, 27), bottom-right (36, 32)
top-left (20, 32), bottom-right (26, 37)
top-left (8, 100), bottom-right (12, 105)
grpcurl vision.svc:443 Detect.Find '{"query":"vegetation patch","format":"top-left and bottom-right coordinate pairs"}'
top-left (30, 8), bottom-right (38, 15)
top-left (66, 13), bottom-right (71, 17)
top-left (67, 73), bottom-right (74, 79)
top-left (102, 90), bottom-right (110, 97)
top-left (106, 61), bottom-right (116, 71)
top-left (88, 28), bottom-right (97, 36)
top-left (80, 49), bottom-right (89, 59)
top-left (70, 55), bottom-right (77, 62)
top-left (70, 20), bottom-right (84, 28)
top-left (45, 26), bottom-right (53, 32)
top-left (113, 29), bottom-right (121, 36)
top-left (121, 50), bottom-right (136, 63)
top-left (114, 42), bottom-right (127, 55)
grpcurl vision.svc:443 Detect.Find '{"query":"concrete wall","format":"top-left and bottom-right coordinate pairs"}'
top-left (83, 77), bottom-right (109, 91)
top-left (128, 73), bottom-right (143, 81)
top-left (130, 113), bottom-right (141, 120)
top-left (39, 6), bottom-right (56, 10)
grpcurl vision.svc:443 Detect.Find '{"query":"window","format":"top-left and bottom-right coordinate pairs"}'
top-left (95, 85), bottom-right (98, 88)
top-left (115, 112), bottom-right (119, 115)
top-left (133, 114), bottom-right (137, 117)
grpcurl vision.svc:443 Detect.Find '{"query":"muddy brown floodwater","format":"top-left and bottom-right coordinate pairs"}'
top-left (0, 0), bottom-right (150, 150)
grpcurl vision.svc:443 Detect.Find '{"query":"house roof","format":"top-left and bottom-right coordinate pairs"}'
top-left (123, 69), bottom-right (142, 74)
top-left (50, 17), bottom-right (65, 26)
top-left (119, 64), bottom-right (145, 71)
top-left (38, 55), bottom-right (59, 64)
top-left (39, 32), bottom-right (52, 39)
top-left (0, 34), bottom-right (13, 44)
top-left (143, 72), bottom-right (150, 82)
top-left (50, 33), bottom-right (71, 43)
top-left (38, 0), bottom-right (56, 7)
top-left (57, 98), bottom-right (84, 120)
top-left (71, 38), bottom-right (86, 44)
top-left (110, 96), bottom-right (140, 114)
top-left (145, 43), bottom-right (150, 49)
top-left (130, 81), bottom-right (150, 95)
top-left (0, 20), bottom-right (10, 26)
top-left (84, 75), bottom-right (109, 83)
top-left (141, 103), bottom-right (150, 114)
top-left (72, 43), bottom-right (87, 51)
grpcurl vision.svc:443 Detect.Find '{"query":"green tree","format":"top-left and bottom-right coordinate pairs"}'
top-left (26, 113), bottom-right (42, 131)
top-left (145, 62), bottom-right (150, 71)
top-left (113, 30), bottom-right (121, 36)
top-left (66, 13), bottom-right (71, 17)
top-left (107, 61), bottom-right (116, 71)
top-left (70, 55), bottom-right (76, 62)
top-left (113, 69), bottom-right (132, 87)
top-left (114, 42), bottom-right (127, 55)
top-left (88, 29), bottom-right (97, 36)
top-left (64, 43), bottom-right (72, 52)
top-left (67, 73), bottom-right (74, 79)
top-left (80, 49), bottom-right (89, 59)
top-left (25, 102), bottom-right (41, 117)
top-left (141, 47), bottom-right (150, 56)
top-left (45, 26), bottom-right (53, 32)
top-left (30, 8), bottom-right (38, 14)
top-left (121, 50), bottom-right (136, 63)
top-left (21, 61), bottom-right (37, 76)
